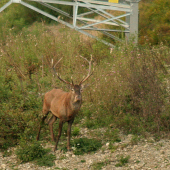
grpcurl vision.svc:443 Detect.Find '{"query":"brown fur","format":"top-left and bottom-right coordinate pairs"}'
top-left (36, 85), bottom-right (83, 151)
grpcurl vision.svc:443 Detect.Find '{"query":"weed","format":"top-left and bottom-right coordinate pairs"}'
top-left (120, 143), bottom-right (129, 150)
top-left (91, 162), bottom-right (105, 170)
top-left (72, 137), bottom-right (102, 155)
top-left (135, 160), bottom-right (140, 164)
top-left (115, 155), bottom-right (130, 167)
top-left (81, 159), bottom-right (86, 163)
top-left (72, 127), bottom-right (80, 136)
top-left (16, 140), bottom-right (56, 167)
top-left (104, 128), bottom-right (121, 143)
top-left (130, 135), bottom-right (141, 145)
top-left (108, 144), bottom-right (119, 153)
top-left (3, 150), bottom-right (12, 157)
top-left (58, 156), bottom-right (67, 160)
top-left (35, 153), bottom-right (56, 167)
top-left (91, 159), bottom-right (110, 170)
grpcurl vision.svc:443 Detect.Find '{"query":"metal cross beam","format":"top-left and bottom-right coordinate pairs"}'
top-left (0, 0), bottom-right (140, 47)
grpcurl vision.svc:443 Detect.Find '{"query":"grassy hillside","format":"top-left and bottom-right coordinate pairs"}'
top-left (0, 0), bottom-right (170, 162)
top-left (0, 21), bottom-right (170, 150)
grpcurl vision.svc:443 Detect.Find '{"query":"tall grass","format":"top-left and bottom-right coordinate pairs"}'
top-left (0, 22), bottom-right (170, 150)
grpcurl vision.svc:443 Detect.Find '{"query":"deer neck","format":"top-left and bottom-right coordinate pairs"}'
top-left (68, 93), bottom-right (82, 111)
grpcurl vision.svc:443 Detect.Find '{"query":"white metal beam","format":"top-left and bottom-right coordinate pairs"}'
top-left (0, 0), bottom-right (140, 46)
top-left (0, 0), bottom-right (12, 12)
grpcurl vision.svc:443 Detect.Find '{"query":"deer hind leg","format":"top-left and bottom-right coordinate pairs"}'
top-left (48, 115), bottom-right (57, 142)
top-left (54, 119), bottom-right (63, 151)
top-left (36, 108), bottom-right (49, 141)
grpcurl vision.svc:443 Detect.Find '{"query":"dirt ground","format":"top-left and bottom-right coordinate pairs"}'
top-left (1, 128), bottom-right (170, 170)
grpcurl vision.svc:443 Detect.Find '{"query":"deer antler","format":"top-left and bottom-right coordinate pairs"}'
top-left (52, 58), bottom-right (72, 85)
top-left (79, 55), bottom-right (93, 85)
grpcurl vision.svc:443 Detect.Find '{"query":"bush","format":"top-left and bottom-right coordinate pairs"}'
top-left (16, 141), bottom-right (47, 162)
top-left (139, 0), bottom-right (170, 46)
top-left (16, 140), bottom-right (56, 167)
top-left (115, 155), bottom-right (130, 167)
top-left (72, 137), bottom-right (102, 155)
top-left (72, 127), bottom-right (80, 136)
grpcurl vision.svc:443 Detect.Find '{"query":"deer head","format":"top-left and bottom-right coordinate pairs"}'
top-left (53, 56), bottom-right (93, 104)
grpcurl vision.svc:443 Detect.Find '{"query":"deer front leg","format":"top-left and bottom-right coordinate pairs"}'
top-left (54, 119), bottom-right (63, 151)
top-left (48, 115), bottom-right (57, 142)
top-left (67, 119), bottom-right (74, 151)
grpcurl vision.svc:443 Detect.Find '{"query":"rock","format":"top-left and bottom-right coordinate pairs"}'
top-left (106, 142), bottom-right (110, 147)
top-left (1, 164), bottom-right (6, 169)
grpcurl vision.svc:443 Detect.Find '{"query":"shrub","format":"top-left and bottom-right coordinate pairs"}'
top-left (16, 140), bottom-right (56, 167)
top-left (72, 137), bottom-right (102, 155)
top-left (139, 0), bottom-right (170, 46)
top-left (72, 127), bottom-right (80, 136)
top-left (16, 141), bottom-right (47, 162)
top-left (115, 155), bottom-right (130, 167)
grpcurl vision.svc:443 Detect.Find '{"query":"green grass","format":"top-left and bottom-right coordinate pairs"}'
top-left (61, 137), bottom-right (102, 155)
top-left (91, 159), bottom-right (111, 170)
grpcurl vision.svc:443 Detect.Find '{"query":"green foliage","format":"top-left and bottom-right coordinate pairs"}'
top-left (130, 135), bottom-right (141, 145)
top-left (2, 150), bottom-right (12, 157)
top-left (72, 127), bottom-right (80, 136)
top-left (81, 159), bottom-right (86, 163)
top-left (82, 107), bottom-right (114, 129)
top-left (104, 129), bottom-right (121, 143)
top-left (115, 155), bottom-right (130, 167)
top-left (16, 140), bottom-right (56, 167)
top-left (72, 138), bottom-right (102, 155)
top-left (16, 140), bottom-right (47, 162)
top-left (139, 0), bottom-right (170, 45)
top-left (91, 160), bottom-right (110, 170)
top-left (35, 153), bottom-right (56, 167)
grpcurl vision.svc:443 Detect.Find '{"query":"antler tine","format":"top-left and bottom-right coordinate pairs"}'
top-left (79, 55), bottom-right (93, 85)
top-left (52, 58), bottom-right (71, 85)
top-left (53, 57), bottom-right (63, 69)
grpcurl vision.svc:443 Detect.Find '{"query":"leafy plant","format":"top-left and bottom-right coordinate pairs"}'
top-left (115, 155), bottom-right (130, 167)
top-left (91, 159), bottom-right (110, 170)
top-left (72, 137), bottom-right (102, 155)
top-left (16, 140), bottom-right (56, 167)
top-left (130, 135), bottom-right (141, 145)
top-left (81, 159), bottom-right (86, 163)
top-left (72, 127), bottom-right (80, 136)
top-left (35, 153), bottom-right (56, 167)
top-left (139, 0), bottom-right (170, 46)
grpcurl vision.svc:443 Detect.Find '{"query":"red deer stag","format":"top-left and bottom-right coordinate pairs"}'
top-left (36, 56), bottom-right (93, 151)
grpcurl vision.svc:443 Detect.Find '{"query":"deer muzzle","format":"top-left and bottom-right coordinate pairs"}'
top-left (74, 95), bottom-right (82, 102)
